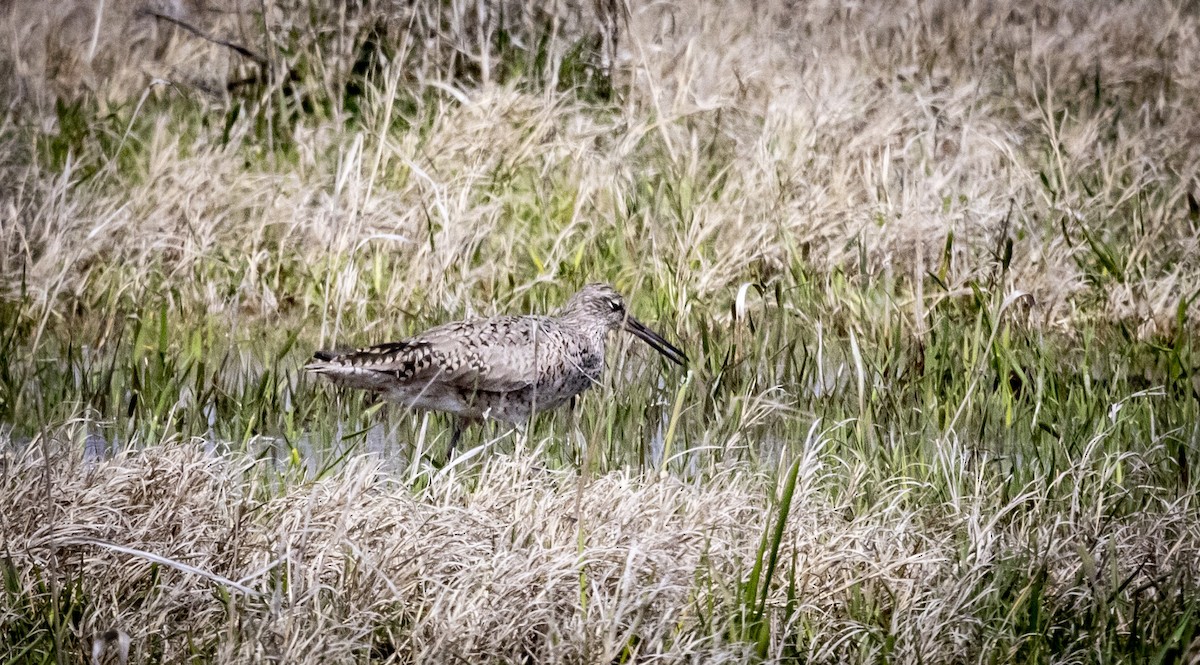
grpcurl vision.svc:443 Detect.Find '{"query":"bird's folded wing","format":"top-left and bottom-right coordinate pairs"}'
top-left (313, 317), bottom-right (547, 394)
top-left (412, 317), bottom-right (544, 393)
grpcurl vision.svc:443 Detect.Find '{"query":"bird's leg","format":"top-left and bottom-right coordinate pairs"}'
top-left (448, 418), bottom-right (464, 457)
top-left (567, 395), bottom-right (583, 467)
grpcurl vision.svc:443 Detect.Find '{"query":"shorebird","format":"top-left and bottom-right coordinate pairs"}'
top-left (306, 283), bottom-right (687, 451)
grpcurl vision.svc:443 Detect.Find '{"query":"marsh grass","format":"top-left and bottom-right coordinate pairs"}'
top-left (2, 0), bottom-right (1200, 662)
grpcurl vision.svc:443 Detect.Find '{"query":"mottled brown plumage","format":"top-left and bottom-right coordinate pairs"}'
top-left (306, 283), bottom-right (687, 450)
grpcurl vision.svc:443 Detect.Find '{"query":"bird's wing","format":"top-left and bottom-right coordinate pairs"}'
top-left (309, 316), bottom-right (553, 393)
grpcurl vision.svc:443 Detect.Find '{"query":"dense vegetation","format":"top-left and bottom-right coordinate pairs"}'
top-left (1, 1), bottom-right (1198, 662)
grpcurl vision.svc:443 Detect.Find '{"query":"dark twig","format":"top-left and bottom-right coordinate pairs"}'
top-left (140, 9), bottom-right (268, 68)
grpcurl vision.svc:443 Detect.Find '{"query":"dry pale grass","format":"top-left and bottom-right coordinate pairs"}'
top-left (1, 1), bottom-right (1198, 330)
top-left (2, 428), bottom-right (1197, 662)
top-left (615, 0), bottom-right (1200, 328)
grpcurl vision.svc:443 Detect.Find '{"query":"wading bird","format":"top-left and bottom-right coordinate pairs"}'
top-left (306, 283), bottom-right (687, 451)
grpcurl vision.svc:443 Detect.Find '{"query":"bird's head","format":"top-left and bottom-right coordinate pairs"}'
top-left (559, 283), bottom-right (687, 366)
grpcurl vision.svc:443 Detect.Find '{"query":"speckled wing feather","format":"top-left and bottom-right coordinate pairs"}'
top-left (312, 316), bottom-right (558, 393)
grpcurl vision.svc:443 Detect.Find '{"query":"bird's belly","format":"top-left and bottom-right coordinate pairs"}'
top-left (379, 363), bottom-right (602, 425)
top-left (384, 384), bottom-right (477, 417)
top-left (382, 384), bottom-right (538, 425)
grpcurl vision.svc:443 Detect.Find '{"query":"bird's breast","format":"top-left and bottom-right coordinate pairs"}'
top-left (535, 337), bottom-right (604, 392)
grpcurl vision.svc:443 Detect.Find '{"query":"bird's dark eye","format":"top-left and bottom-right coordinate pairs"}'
top-left (609, 300), bottom-right (622, 312)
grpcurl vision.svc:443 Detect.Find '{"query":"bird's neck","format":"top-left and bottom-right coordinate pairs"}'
top-left (553, 311), bottom-right (609, 353)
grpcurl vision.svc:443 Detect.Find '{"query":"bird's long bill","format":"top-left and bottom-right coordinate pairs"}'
top-left (624, 316), bottom-right (688, 366)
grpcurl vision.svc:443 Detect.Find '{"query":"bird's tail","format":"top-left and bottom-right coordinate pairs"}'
top-left (304, 351), bottom-right (396, 392)
top-left (310, 349), bottom-right (338, 363)
top-left (305, 342), bottom-right (418, 392)
top-left (305, 349), bottom-right (343, 373)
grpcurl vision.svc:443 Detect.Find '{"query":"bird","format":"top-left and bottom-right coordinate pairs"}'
top-left (306, 283), bottom-right (687, 452)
